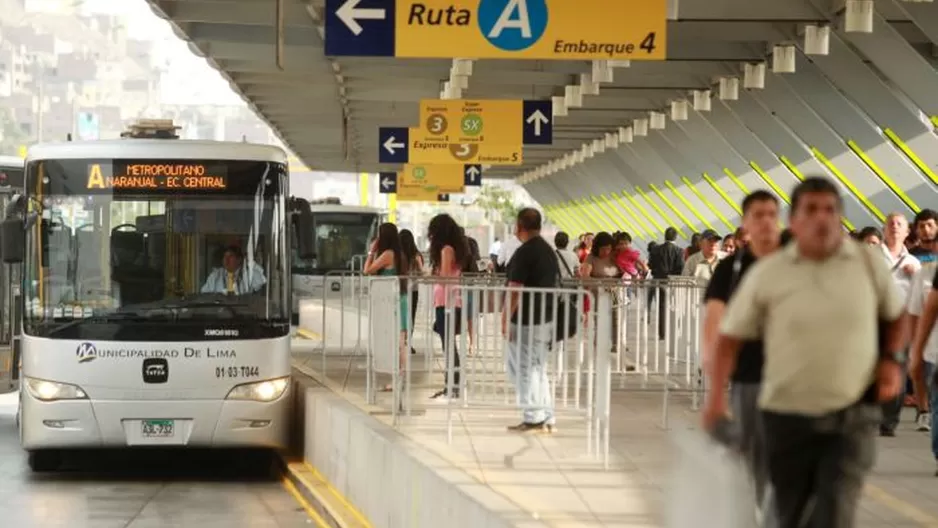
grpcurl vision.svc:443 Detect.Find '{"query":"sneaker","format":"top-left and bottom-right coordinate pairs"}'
top-left (917, 411), bottom-right (932, 432)
top-left (879, 426), bottom-right (896, 438)
top-left (429, 388), bottom-right (459, 402)
top-left (507, 421), bottom-right (553, 434)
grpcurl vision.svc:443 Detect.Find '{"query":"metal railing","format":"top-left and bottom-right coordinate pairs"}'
top-left (293, 273), bottom-right (708, 464)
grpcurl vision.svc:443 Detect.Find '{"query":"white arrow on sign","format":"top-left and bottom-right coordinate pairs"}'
top-left (381, 176), bottom-right (394, 190)
top-left (336, 0), bottom-right (386, 36)
top-left (526, 110), bottom-right (550, 137)
top-left (383, 136), bottom-right (405, 155)
top-left (465, 165), bottom-right (481, 183)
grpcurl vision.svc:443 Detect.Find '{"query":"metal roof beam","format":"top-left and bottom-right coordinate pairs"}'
top-left (155, 0), bottom-right (315, 26)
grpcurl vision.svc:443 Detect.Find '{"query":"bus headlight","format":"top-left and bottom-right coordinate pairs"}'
top-left (225, 377), bottom-right (290, 402)
top-left (24, 377), bottom-right (88, 402)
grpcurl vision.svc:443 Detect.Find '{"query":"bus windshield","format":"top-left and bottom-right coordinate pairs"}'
top-left (23, 158), bottom-right (289, 341)
top-left (292, 212), bottom-right (378, 274)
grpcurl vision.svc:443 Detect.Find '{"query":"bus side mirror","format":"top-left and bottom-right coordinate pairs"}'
top-left (0, 218), bottom-right (24, 264)
top-left (296, 210), bottom-right (315, 260)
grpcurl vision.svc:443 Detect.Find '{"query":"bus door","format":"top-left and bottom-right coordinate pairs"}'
top-left (0, 189), bottom-right (19, 393)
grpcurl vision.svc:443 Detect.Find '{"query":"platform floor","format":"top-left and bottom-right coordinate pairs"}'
top-left (0, 392), bottom-right (314, 528)
top-left (292, 348), bottom-right (938, 528)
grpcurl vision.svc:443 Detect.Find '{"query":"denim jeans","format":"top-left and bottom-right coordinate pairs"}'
top-left (507, 323), bottom-right (554, 425)
top-left (926, 362), bottom-right (938, 460)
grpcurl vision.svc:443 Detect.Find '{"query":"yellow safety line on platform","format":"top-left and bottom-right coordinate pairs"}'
top-left (811, 147), bottom-right (886, 222)
top-left (778, 155), bottom-right (855, 231)
top-left (296, 328), bottom-right (321, 340)
top-left (865, 483), bottom-right (938, 527)
top-left (680, 177), bottom-right (735, 232)
top-left (883, 128), bottom-right (938, 187)
top-left (304, 462), bottom-right (373, 528)
top-left (663, 181), bottom-right (714, 231)
top-left (846, 139), bottom-right (919, 213)
top-left (282, 476), bottom-right (331, 528)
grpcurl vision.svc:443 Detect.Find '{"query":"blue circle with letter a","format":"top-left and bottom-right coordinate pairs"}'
top-left (478, 0), bottom-right (548, 52)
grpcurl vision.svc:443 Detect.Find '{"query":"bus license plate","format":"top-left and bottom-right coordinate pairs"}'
top-left (141, 420), bottom-right (174, 438)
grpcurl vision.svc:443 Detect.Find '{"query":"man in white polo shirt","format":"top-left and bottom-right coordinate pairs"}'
top-left (880, 213), bottom-right (920, 435)
top-left (704, 177), bottom-right (905, 527)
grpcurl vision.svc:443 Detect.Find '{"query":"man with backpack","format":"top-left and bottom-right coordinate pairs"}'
top-left (702, 190), bottom-right (781, 524)
top-left (704, 178), bottom-right (904, 527)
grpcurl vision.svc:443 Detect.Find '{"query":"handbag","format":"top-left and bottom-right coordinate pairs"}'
top-left (554, 250), bottom-right (579, 342)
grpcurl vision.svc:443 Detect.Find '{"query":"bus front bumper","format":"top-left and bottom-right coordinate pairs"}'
top-left (20, 387), bottom-right (291, 450)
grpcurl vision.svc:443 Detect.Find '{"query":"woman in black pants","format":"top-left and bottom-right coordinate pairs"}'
top-left (427, 214), bottom-right (468, 401)
top-left (399, 229), bottom-right (423, 354)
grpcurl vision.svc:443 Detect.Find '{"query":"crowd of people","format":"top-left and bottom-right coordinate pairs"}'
top-left (359, 184), bottom-right (938, 526)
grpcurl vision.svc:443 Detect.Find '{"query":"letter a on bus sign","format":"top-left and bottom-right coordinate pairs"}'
top-left (324, 0), bottom-right (667, 60)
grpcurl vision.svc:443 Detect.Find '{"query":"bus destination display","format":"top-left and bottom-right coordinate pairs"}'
top-left (86, 162), bottom-right (227, 191)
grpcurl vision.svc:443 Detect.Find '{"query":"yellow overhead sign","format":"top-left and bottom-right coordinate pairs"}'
top-left (399, 164), bottom-right (466, 194)
top-left (397, 185), bottom-right (450, 202)
top-left (394, 0), bottom-right (667, 60)
top-left (420, 99), bottom-right (521, 145)
top-left (409, 128), bottom-right (522, 165)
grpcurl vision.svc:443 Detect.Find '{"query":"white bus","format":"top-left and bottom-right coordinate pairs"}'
top-left (0, 127), bottom-right (313, 471)
top-left (290, 200), bottom-right (382, 324)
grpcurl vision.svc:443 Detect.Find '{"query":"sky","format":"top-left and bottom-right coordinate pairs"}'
top-left (82, 0), bottom-right (243, 106)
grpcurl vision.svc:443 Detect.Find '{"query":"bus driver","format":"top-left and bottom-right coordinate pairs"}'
top-left (201, 245), bottom-right (267, 295)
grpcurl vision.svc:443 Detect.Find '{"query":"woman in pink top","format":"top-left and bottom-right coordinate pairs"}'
top-left (614, 233), bottom-right (642, 278)
top-left (428, 214), bottom-right (467, 401)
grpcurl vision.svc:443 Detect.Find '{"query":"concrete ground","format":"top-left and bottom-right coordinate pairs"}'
top-left (292, 347), bottom-right (938, 528)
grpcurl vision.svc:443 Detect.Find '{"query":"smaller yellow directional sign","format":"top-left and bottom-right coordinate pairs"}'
top-left (397, 185), bottom-right (450, 202)
top-left (420, 99), bottom-right (553, 146)
top-left (400, 164), bottom-right (466, 194)
top-left (410, 128), bottom-right (522, 165)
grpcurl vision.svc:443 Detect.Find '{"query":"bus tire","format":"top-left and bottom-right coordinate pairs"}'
top-left (27, 450), bottom-right (61, 472)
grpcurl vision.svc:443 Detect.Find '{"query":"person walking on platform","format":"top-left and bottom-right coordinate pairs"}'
top-left (502, 208), bottom-right (559, 433)
top-left (704, 177), bottom-right (905, 528)
top-left (399, 229), bottom-right (424, 356)
top-left (879, 213), bottom-right (920, 436)
top-left (427, 214), bottom-right (467, 402)
top-left (648, 227), bottom-right (684, 340)
top-left (702, 190), bottom-right (781, 525)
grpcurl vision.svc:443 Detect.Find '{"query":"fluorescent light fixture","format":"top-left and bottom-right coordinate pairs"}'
top-left (551, 96), bottom-right (567, 117)
top-left (845, 0), bottom-right (873, 33)
top-left (693, 89), bottom-right (712, 111)
top-left (633, 118), bottom-right (649, 136)
top-left (772, 44), bottom-right (796, 73)
top-left (649, 111), bottom-right (666, 130)
top-left (579, 74), bottom-right (599, 96)
top-left (670, 100), bottom-right (689, 121)
top-left (743, 62), bottom-right (766, 89)
top-left (719, 77), bottom-right (739, 100)
top-left (804, 25), bottom-right (831, 55)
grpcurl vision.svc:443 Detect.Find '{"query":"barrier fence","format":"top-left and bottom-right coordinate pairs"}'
top-left (295, 272), bottom-right (708, 466)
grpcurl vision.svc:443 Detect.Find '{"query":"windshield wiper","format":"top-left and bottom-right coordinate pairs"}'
top-left (41, 311), bottom-right (162, 337)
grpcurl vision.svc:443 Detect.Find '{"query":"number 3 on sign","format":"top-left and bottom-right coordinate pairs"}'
top-left (640, 32), bottom-right (656, 54)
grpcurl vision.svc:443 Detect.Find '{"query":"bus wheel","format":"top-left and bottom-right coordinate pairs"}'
top-left (27, 450), bottom-right (61, 472)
